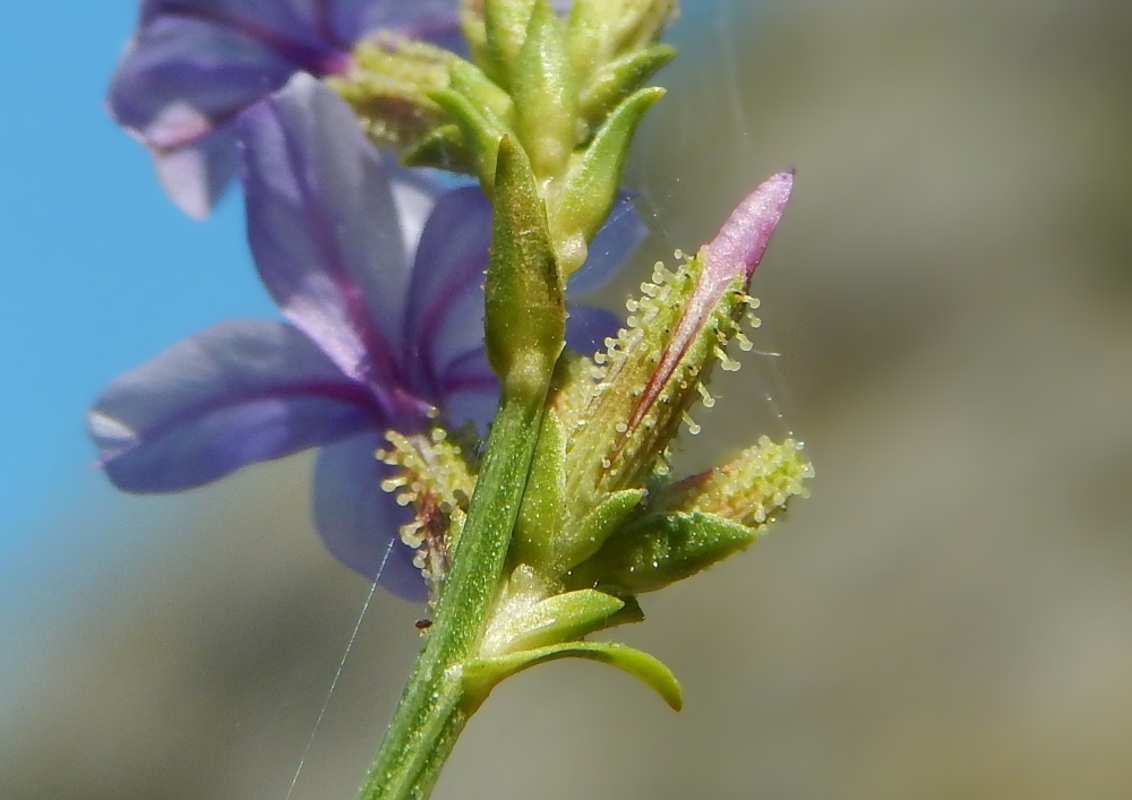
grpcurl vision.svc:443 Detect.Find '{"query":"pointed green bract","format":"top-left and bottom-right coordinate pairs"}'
top-left (563, 437), bottom-right (812, 597)
top-left (512, 0), bottom-right (578, 180)
top-left (484, 136), bottom-right (566, 399)
top-left (578, 44), bottom-right (676, 127)
top-left (429, 86), bottom-right (509, 192)
top-left (549, 86), bottom-right (665, 277)
top-left (449, 58), bottom-right (516, 128)
top-left (513, 408), bottom-right (568, 569)
top-left (567, 512), bottom-right (758, 594)
top-left (559, 486), bottom-right (645, 568)
top-left (483, 0), bottom-right (538, 90)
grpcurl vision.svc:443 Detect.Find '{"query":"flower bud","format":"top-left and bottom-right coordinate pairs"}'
top-left (559, 172), bottom-right (793, 502)
top-left (562, 437), bottom-right (813, 595)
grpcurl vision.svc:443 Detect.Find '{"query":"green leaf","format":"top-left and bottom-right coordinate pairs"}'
top-left (579, 44), bottom-right (676, 128)
top-left (463, 640), bottom-right (683, 713)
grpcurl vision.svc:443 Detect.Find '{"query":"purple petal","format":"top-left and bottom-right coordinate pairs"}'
top-left (116, 1), bottom-right (462, 216)
top-left (141, 0), bottom-right (461, 55)
top-left (336, 0), bottom-right (463, 50)
top-left (567, 192), bottom-right (647, 294)
top-left (109, 15), bottom-right (299, 141)
top-left (89, 320), bottom-right (380, 492)
top-left (440, 347), bottom-right (499, 434)
top-left (387, 164), bottom-right (449, 270)
top-left (239, 74), bottom-right (420, 412)
top-left (150, 125), bottom-right (240, 220)
top-left (312, 433), bottom-right (428, 601)
top-left (401, 186), bottom-right (493, 399)
top-left (564, 304), bottom-right (623, 357)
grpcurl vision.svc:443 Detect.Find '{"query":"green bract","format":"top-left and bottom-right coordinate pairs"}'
top-left (337, 0), bottom-right (672, 278)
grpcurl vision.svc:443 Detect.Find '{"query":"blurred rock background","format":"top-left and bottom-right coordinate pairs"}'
top-left (3, 0), bottom-right (1131, 797)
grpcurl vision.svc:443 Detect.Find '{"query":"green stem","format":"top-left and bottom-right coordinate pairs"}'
top-left (357, 391), bottom-right (546, 800)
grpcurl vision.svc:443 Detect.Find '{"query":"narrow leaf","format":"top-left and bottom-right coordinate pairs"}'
top-left (463, 640), bottom-right (682, 713)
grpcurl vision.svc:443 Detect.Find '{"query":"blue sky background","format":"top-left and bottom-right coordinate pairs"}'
top-left (0, 4), bottom-right (279, 594)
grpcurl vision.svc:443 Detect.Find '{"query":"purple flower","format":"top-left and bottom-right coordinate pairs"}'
top-left (89, 75), bottom-right (643, 600)
top-left (109, 0), bottom-right (465, 219)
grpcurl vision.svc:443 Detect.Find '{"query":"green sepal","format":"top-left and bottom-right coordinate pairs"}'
top-left (567, 0), bottom-right (675, 79)
top-left (429, 87), bottom-right (510, 193)
top-left (400, 123), bottom-right (476, 174)
top-left (483, 0), bottom-right (537, 90)
top-left (513, 408), bottom-right (568, 569)
top-left (612, 0), bottom-right (677, 55)
top-left (560, 487), bottom-right (646, 569)
top-left (550, 86), bottom-right (665, 278)
top-left (485, 588), bottom-right (626, 654)
top-left (564, 0), bottom-right (613, 83)
top-left (459, 2), bottom-right (492, 78)
top-left (579, 44), bottom-right (676, 129)
top-left (512, 0), bottom-right (578, 181)
top-left (484, 136), bottom-right (566, 401)
top-left (566, 512), bottom-right (760, 595)
top-left (462, 640), bottom-right (682, 714)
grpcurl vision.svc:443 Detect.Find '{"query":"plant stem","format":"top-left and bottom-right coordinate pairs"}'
top-left (357, 390), bottom-right (546, 800)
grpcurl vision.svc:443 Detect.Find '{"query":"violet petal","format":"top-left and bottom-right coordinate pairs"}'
top-left (238, 74), bottom-right (411, 396)
top-left (117, 1), bottom-right (462, 216)
top-left (336, 0), bottom-right (464, 50)
top-left (564, 304), bottom-right (623, 357)
top-left (567, 192), bottom-right (647, 295)
top-left (401, 186), bottom-right (493, 399)
top-left (312, 432), bottom-right (427, 601)
top-left (109, 14), bottom-right (300, 143)
top-left (90, 320), bottom-right (379, 492)
top-left (439, 347), bottom-right (499, 434)
top-left (151, 125), bottom-right (240, 220)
